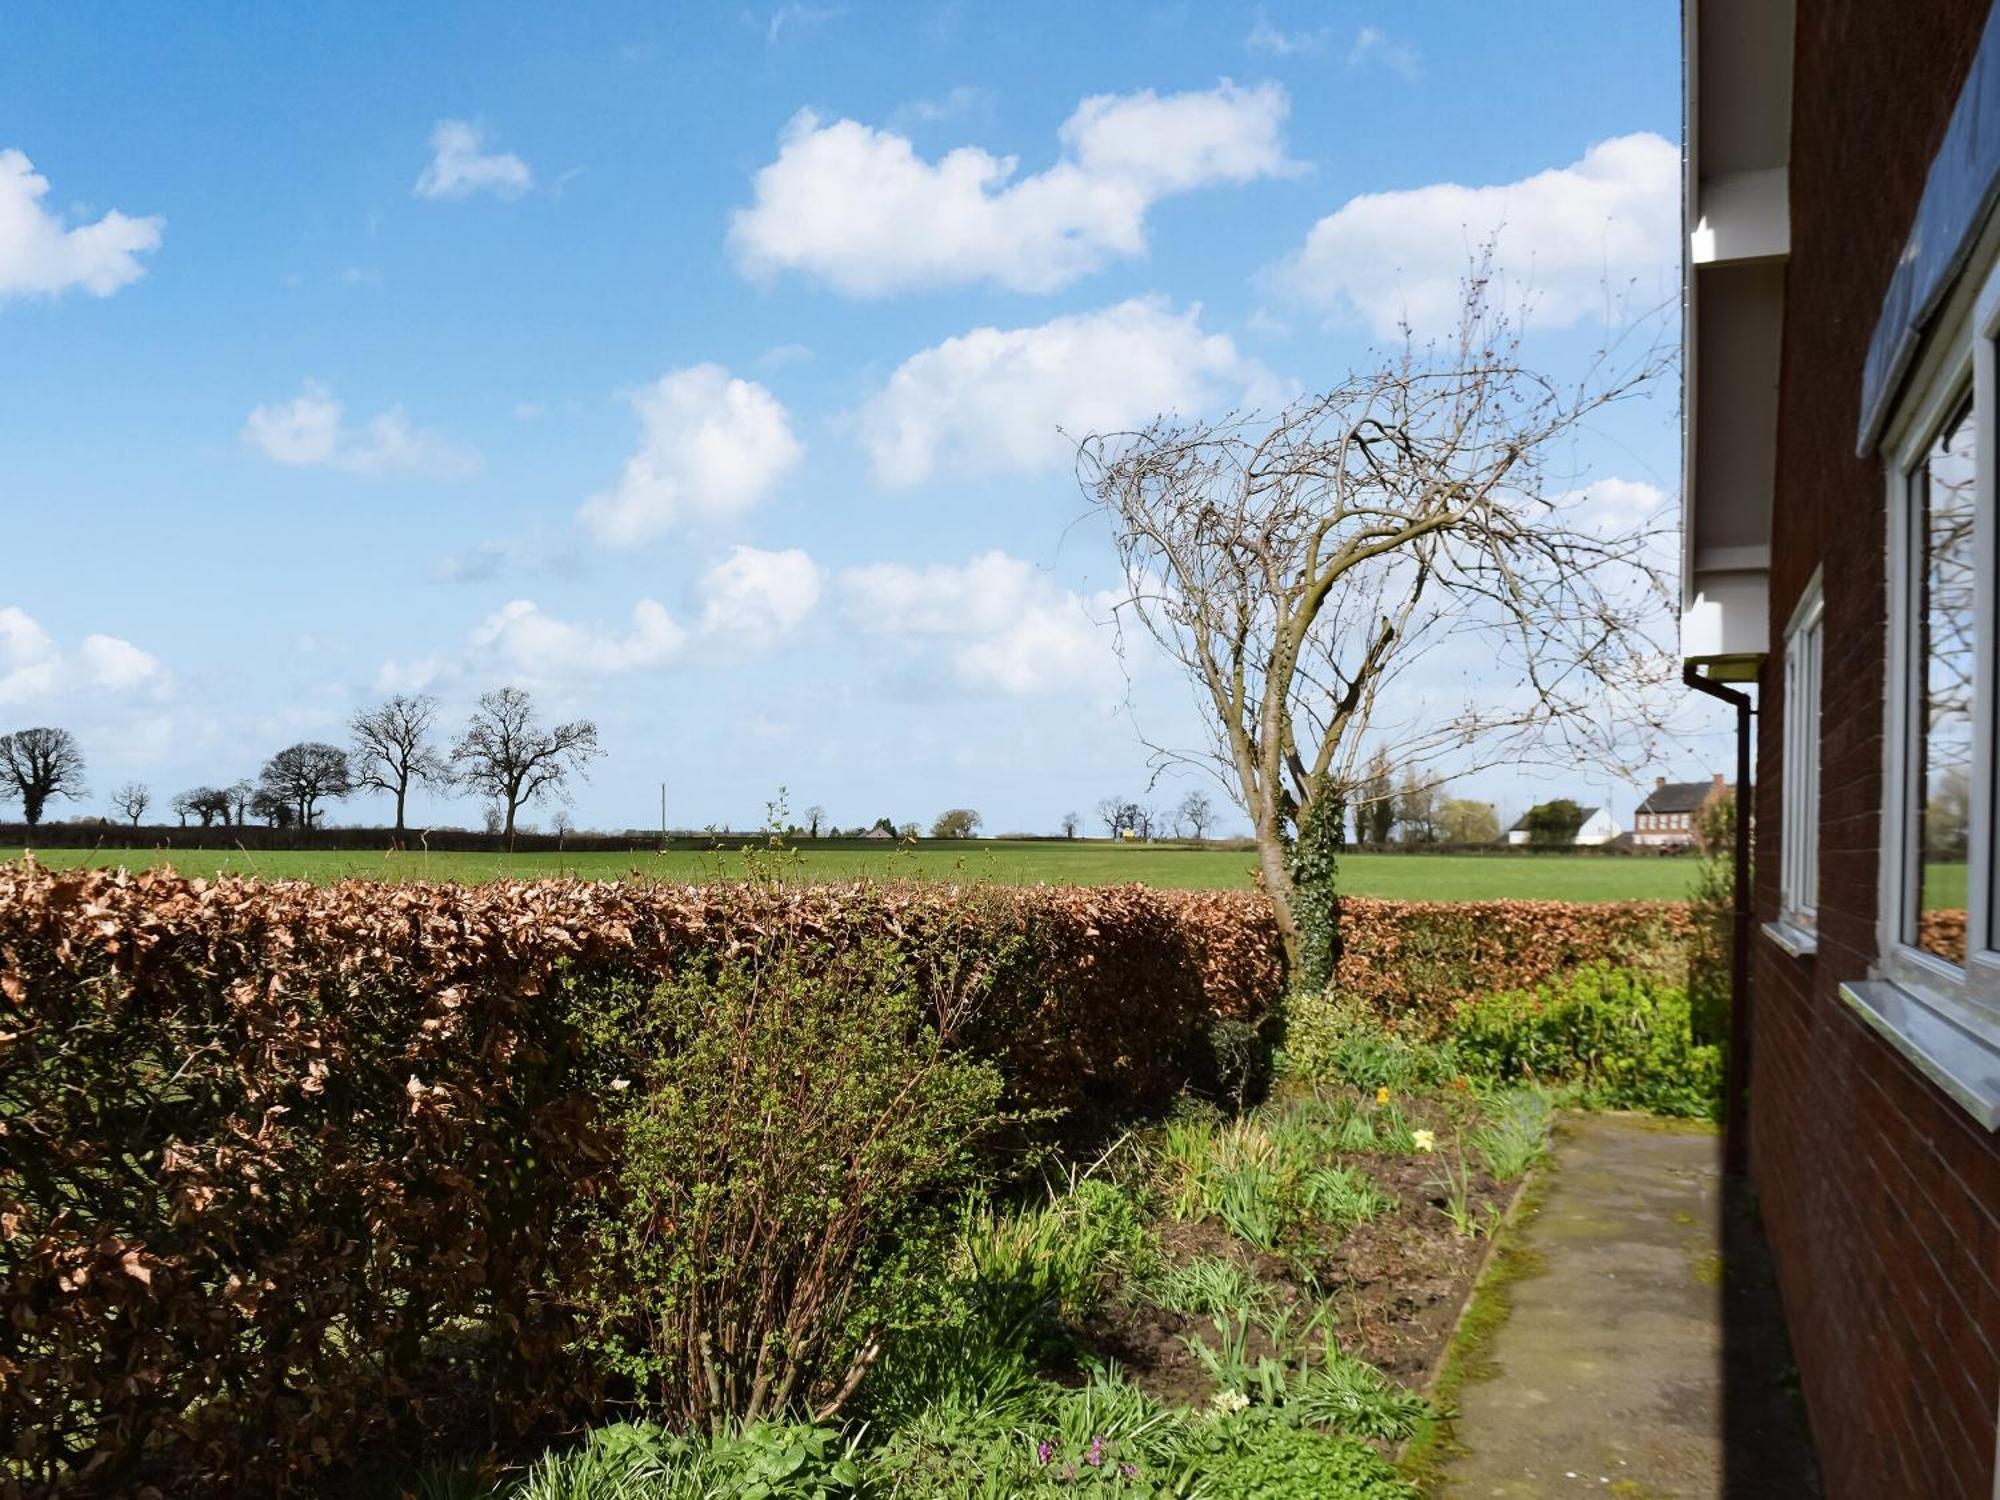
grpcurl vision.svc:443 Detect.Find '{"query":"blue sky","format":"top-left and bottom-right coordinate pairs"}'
top-left (0, 1), bottom-right (1713, 837)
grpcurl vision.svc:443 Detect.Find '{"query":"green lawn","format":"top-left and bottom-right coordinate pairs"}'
top-left (4, 841), bottom-right (1701, 901)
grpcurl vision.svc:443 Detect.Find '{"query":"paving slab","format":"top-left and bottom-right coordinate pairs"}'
top-left (1436, 1113), bottom-right (1817, 1500)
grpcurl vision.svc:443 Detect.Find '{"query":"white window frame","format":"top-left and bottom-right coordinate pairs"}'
top-left (1880, 288), bottom-right (1995, 1010)
top-left (1851, 234), bottom-right (2000, 1130)
top-left (1779, 570), bottom-right (1824, 934)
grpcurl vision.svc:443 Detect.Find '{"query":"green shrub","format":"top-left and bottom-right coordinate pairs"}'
top-left (565, 934), bottom-right (1008, 1427)
top-left (1453, 964), bottom-right (1722, 1119)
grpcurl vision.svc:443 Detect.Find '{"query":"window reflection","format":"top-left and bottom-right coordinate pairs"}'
top-left (1913, 397), bottom-right (1976, 964)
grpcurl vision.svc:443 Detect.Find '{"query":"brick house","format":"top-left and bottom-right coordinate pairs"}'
top-left (1682, 1), bottom-right (2000, 1494)
top-left (1630, 773), bottom-right (1734, 848)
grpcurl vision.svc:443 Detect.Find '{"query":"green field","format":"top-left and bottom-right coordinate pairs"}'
top-left (4, 841), bottom-right (1702, 902)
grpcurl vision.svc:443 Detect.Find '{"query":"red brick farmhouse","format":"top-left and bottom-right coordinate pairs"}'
top-left (1683, 2), bottom-right (2000, 1493)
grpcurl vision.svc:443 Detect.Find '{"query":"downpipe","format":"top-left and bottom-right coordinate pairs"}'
top-left (1683, 662), bottom-right (1753, 1177)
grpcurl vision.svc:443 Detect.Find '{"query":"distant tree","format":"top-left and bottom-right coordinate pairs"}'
top-left (896, 821), bottom-right (919, 839)
top-left (1357, 747), bottom-right (1396, 846)
top-left (170, 790), bottom-right (195, 827)
top-left (1394, 769), bottom-right (1443, 845)
top-left (1176, 790), bottom-right (1216, 841)
top-left (226, 780), bottom-right (255, 826)
top-left (1438, 797), bottom-right (1501, 845)
top-left (249, 787), bottom-right (295, 828)
top-left (1061, 811), bottom-right (1081, 839)
top-left (552, 809), bottom-right (574, 839)
top-left (1522, 798), bottom-right (1588, 847)
top-left (258, 742), bottom-right (353, 829)
top-left (1096, 796), bottom-right (1128, 838)
top-left (806, 805), bottom-right (826, 838)
top-left (450, 686), bottom-right (601, 848)
top-left (0, 727), bottom-right (87, 828)
top-left (1132, 804), bottom-right (1159, 840)
top-left (111, 781), bottom-right (151, 827)
top-left (481, 803), bottom-right (505, 836)
top-left (930, 808), bottom-right (982, 839)
top-left (178, 786), bottom-right (231, 827)
top-left (350, 693), bottom-right (451, 837)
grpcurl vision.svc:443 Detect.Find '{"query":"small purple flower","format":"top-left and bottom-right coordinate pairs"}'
top-left (1122, 1462), bottom-right (1140, 1479)
top-left (1086, 1435), bottom-right (1106, 1468)
top-left (1037, 1439), bottom-right (1055, 1466)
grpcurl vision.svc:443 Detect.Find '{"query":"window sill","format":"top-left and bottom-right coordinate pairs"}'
top-left (1762, 920), bottom-right (1818, 958)
top-left (1838, 980), bottom-right (2000, 1129)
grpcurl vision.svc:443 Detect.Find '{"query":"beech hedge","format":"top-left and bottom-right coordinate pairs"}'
top-left (1327, 897), bottom-right (1696, 1033)
top-left (0, 865), bottom-right (1280, 1496)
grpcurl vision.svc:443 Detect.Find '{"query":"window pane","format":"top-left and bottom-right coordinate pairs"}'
top-left (1913, 397), bottom-right (1976, 964)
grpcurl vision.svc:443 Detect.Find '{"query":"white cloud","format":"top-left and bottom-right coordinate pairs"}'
top-left (861, 297), bottom-right (1281, 488)
top-left (1348, 26), bottom-right (1421, 80)
top-left (379, 597), bottom-right (686, 693)
top-left (766, 3), bottom-right (844, 43)
top-left (1244, 13), bottom-right (1331, 56)
top-left (1275, 133), bottom-right (1677, 337)
top-left (414, 120), bottom-right (533, 201)
top-left (729, 81), bottom-right (1295, 295)
top-left (241, 380), bottom-right (481, 479)
top-left (0, 148), bottom-right (162, 301)
top-left (837, 551), bottom-right (1118, 698)
top-left (697, 546), bottom-right (823, 652)
top-left (1553, 476), bottom-right (1672, 538)
top-left (0, 606), bottom-right (164, 705)
top-left (578, 365), bottom-right (801, 548)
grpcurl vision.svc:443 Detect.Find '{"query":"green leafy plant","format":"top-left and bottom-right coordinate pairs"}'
top-left (1425, 1153), bottom-right (1479, 1238)
top-left (1469, 1088), bottom-right (1554, 1181)
top-left (1146, 1255), bottom-right (1273, 1322)
top-left (1184, 1408), bottom-right (1417, 1499)
top-left (1297, 1166), bottom-right (1391, 1230)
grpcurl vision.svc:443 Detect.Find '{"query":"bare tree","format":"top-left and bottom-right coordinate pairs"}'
top-left (1061, 811), bottom-right (1081, 839)
top-left (176, 786), bottom-right (231, 827)
top-left (451, 687), bottom-right (601, 848)
top-left (111, 782), bottom-right (151, 827)
top-left (806, 805), bottom-right (826, 838)
top-left (0, 727), bottom-right (86, 828)
top-left (1095, 796), bottom-right (1127, 839)
top-left (1176, 789), bottom-right (1216, 842)
top-left (350, 694), bottom-right (451, 837)
top-left (226, 780), bottom-right (255, 826)
top-left (258, 743), bottom-right (353, 829)
top-left (1081, 273), bottom-right (1673, 963)
top-left (249, 786), bottom-right (294, 827)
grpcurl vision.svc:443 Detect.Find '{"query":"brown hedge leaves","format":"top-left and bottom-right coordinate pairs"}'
top-left (1329, 897), bottom-right (1696, 1033)
top-left (0, 865), bottom-right (1280, 1496)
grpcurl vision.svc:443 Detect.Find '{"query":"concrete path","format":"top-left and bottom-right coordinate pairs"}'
top-left (1437, 1114), bottom-right (1818, 1499)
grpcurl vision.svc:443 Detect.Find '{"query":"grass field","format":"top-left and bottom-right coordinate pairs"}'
top-left (3, 841), bottom-right (1703, 901)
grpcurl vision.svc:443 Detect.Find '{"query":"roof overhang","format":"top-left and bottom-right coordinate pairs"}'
top-left (1680, 0), bottom-right (1793, 679)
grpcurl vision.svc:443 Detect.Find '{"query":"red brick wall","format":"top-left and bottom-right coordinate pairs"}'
top-left (1755, 2), bottom-right (2000, 1496)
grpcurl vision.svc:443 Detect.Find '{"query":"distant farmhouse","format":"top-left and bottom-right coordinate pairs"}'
top-left (1631, 774), bottom-right (1733, 848)
top-left (1502, 804), bottom-right (1622, 847)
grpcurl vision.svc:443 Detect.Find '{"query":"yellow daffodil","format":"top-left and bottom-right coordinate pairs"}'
top-left (1413, 1128), bottom-right (1437, 1152)
top-left (1375, 1086), bottom-right (1390, 1105)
